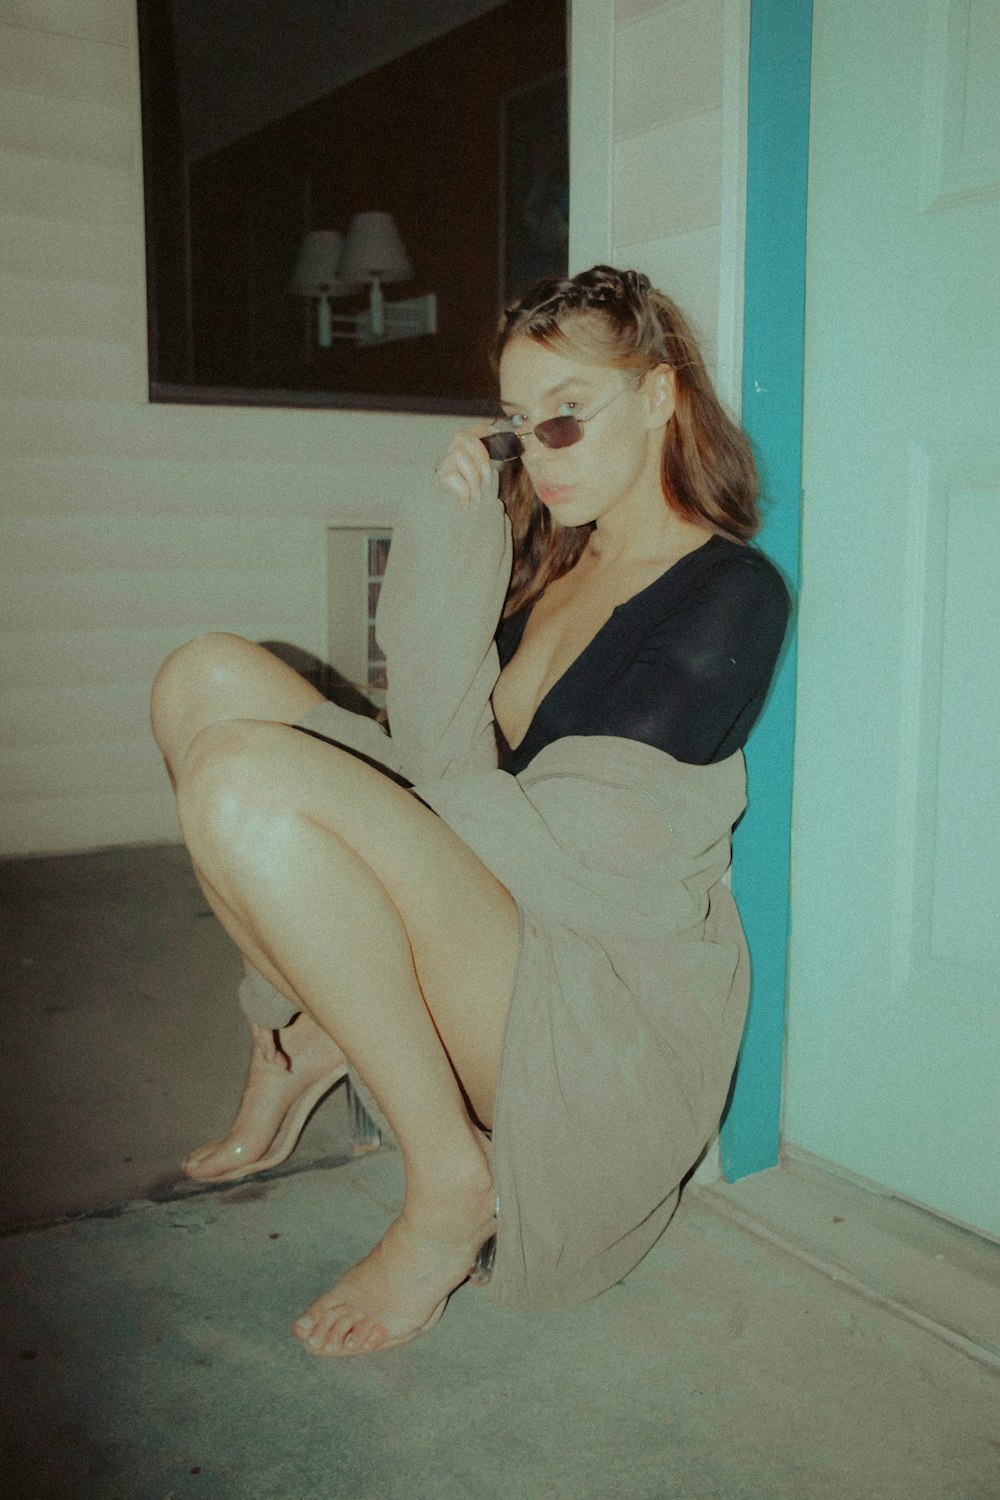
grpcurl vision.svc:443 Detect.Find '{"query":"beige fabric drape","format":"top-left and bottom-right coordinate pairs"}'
top-left (241, 476), bottom-right (751, 1311)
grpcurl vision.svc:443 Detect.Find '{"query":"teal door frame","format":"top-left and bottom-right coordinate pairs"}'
top-left (720, 0), bottom-right (812, 1180)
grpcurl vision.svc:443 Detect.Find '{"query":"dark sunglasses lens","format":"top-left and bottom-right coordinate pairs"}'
top-left (482, 430), bottom-right (524, 462)
top-left (535, 416), bottom-right (584, 450)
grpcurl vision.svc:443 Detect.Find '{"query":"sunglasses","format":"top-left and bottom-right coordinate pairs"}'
top-left (482, 379), bottom-right (639, 463)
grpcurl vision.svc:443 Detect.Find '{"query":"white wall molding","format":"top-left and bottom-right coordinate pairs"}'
top-left (716, 0), bottom-right (749, 412)
top-left (569, 0), bottom-right (615, 270)
top-left (892, 444), bottom-right (1000, 1009)
top-left (922, 0), bottom-right (1000, 210)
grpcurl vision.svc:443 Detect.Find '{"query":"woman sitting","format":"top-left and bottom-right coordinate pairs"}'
top-left (150, 265), bottom-right (790, 1357)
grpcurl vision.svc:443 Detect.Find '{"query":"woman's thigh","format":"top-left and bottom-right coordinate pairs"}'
top-left (194, 720), bottom-right (520, 1127)
top-left (151, 632), bottom-right (324, 773)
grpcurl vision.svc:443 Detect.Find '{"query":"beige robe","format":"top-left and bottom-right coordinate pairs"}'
top-left (243, 478), bottom-right (750, 1313)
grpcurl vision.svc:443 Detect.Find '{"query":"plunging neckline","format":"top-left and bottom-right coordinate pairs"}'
top-left (495, 606), bottom-right (612, 755)
top-left (494, 533), bottom-right (720, 754)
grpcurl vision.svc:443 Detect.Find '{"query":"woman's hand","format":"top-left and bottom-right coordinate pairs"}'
top-left (433, 426), bottom-right (499, 510)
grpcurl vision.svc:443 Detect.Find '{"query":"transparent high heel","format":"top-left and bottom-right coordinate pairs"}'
top-left (182, 1072), bottom-right (382, 1185)
top-left (297, 1214), bottom-right (500, 1356)
top-left (470, 1228), bottom-right (497, 1285)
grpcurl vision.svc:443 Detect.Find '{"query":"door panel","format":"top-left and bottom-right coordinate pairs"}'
top-left (786, 0), bottom-right (1000, 1235)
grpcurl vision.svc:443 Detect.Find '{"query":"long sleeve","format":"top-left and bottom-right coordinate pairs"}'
top-left (587, 548), bottom-right (790, 764)
top-left (374, 473), bottom-right (512, 785)
top-left (241, 477), bottom-right (510, 1033)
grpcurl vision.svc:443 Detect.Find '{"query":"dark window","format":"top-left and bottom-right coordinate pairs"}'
top-left (137, 0), bottom-right (568, 414)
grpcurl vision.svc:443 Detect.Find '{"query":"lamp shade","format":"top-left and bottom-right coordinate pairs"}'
top-left (338, 212), bottom-right (413, 283)
top-left (290, 230), bottom-right (357, 296)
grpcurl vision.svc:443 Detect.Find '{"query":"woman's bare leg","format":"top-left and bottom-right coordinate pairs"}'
top-left (152, 632), bottom-right (340, 1172)
top-left (151, 631), bottom-right (324, 781)
top-left (175, 860), bottom-right (350, 1182)
top-left (174, 718), bottom-right (520, 1355)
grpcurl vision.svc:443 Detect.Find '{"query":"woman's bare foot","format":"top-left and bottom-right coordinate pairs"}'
top-left (183, 1012), bottom-right (348, 1182)
top-left (292, 1155), bottom-right (497, 1356)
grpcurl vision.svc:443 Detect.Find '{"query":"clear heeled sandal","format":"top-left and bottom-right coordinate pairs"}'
top-left (182, 1072), bottom-right (383, 1185)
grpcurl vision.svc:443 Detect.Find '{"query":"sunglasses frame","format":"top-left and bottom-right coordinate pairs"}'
top-left (482, 377), bottom-right (641, 463)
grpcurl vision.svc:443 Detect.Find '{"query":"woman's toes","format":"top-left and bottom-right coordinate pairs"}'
top-left (333, 1313), bottom-right (387, 1356)
top-left (343, 1314), bottom-right (382, 1353)
top-left (183, 1137), bottom-right (220, 1164)
top-left (181, 1146), bottom-right (218, 1177)
top-left (182, 1138), bottom-right (249, 1179)
top-left (184, 1142), bottom-right (228, 1168)
top-left (293, 1294), bottom-right (381, 1357)
top-left (311, 1306), bottom-right (353, 1355)
top-left (360, 1321), bottom-right (387, 1354)
top-left (295, 1295), bottom-right (341, 1350)
top-left (292, 1297), bottom-right (332, 1342)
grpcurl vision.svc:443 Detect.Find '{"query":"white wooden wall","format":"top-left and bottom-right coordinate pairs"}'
top-left (571, 0), bottom-right (748, 407)
top-left (1, 0), bottom-right (748, 857)
top-left (614, 0), bottom-right (747, 401)
top-left (0, 0), bottom-right (456, 856)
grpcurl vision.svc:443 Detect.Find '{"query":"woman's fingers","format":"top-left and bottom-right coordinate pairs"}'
top-left (435, 443), bottom-right (488, 503)
top-left (434, 426), bottom-right (497, 509)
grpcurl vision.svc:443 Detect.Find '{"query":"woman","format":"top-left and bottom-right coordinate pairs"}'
top-left (151, 266), bottom-right (789, 1358)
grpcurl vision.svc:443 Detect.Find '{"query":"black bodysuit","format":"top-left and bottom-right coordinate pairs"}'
top-left (494, 534), bottom-right (790, 776)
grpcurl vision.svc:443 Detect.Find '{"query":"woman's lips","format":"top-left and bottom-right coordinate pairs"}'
top-left (538, 484), bottom-right (571, 506)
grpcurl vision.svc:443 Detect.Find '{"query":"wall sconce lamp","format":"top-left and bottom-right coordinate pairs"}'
top-left (291, 213), bottom-right (437, 348)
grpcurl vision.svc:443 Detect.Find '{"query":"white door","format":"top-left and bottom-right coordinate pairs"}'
top-left (785, 0), bottom-right (1000, 1236)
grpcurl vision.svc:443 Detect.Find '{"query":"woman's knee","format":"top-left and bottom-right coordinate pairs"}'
top-left (175, 719), bottom-right (296, 863)
top-left (150, 632), bottom-right (255, 759)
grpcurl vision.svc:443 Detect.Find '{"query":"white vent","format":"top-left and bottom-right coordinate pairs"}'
top-left (326, 527), bottom-right (393, 711)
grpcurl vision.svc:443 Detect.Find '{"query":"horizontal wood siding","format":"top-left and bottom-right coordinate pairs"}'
top-left (0, 1), bottom-right (454, 854)
top-left (613, 0), bottom-right (743, 383)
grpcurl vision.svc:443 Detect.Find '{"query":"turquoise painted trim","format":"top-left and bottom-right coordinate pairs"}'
top-left (720, 0), bottom-right (811, 1180)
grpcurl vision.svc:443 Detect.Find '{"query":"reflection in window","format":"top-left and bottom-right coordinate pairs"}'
top-left (138, 0), bottom-right (568, 413)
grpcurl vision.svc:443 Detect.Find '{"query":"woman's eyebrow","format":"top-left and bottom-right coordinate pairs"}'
top-left (499, 377), bottom-right (591, 409)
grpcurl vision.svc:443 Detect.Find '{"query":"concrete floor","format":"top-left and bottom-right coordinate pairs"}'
top-left (2, 844), bottom-right (998, 1500)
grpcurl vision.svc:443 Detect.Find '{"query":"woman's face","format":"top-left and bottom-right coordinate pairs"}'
top-left (496, 334), bottom-right (668, 529)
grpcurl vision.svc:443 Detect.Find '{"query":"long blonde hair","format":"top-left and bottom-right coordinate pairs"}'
top-left (493, 265), bottom-right (760, 618)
